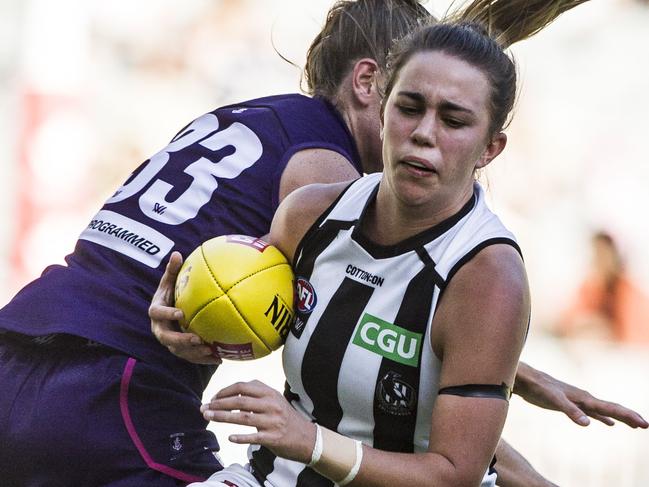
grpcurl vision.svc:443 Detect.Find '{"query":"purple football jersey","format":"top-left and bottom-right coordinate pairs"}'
top-left (0, 94), bottom-right (361, 372)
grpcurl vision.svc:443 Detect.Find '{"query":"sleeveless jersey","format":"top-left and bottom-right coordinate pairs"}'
top-left (250, 173), bottom-right (521, 487)
top-left (0, 94), bottom-right (361, 375)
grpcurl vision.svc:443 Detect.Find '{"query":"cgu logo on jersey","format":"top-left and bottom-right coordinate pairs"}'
top-left (295, 277), bottom-right (317, 314)
top-left (352, 313), bottom-right (422, 367)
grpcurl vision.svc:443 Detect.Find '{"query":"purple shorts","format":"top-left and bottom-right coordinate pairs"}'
top-left (0, 334), bottom-right (222, 486)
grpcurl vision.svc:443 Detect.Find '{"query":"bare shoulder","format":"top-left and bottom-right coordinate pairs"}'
top-left (278, 148), bottom-right (361, 202)
top-left (270, 181), bottom-right (352, 263)
top-left (433, 243), bottom-right (530, 380)
top-left (455, 244), bottom-right (528, 297)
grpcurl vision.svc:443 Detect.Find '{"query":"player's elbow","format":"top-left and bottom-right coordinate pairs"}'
top-left (423, 452), bottom-right (487, 487)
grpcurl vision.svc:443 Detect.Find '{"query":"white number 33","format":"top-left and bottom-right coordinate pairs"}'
top-left (106, 113), bottom-right (263, 225)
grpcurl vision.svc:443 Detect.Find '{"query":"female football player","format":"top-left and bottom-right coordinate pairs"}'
top-left (1, 1), bottom-right (644, 486)
top-left (187, 12), bottom-right (643, 487)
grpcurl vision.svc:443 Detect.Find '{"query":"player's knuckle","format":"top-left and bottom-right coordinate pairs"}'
top-left (240, 411), bottom-right (255, 424)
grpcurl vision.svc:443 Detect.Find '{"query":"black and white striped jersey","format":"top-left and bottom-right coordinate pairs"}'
top-left (250, 173), bottom-right (521, 487)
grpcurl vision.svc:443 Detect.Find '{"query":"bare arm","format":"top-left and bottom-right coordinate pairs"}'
top-left (278, 147), bottom-right (360, 202)
top-left (494, 439), bottom-right (558, 487)
top-left (514, 362), bottom-right (648, 428)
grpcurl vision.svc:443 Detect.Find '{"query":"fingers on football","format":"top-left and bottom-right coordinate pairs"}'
top-left (167, 338), bottom-right (216, 362)
top-left (157, 251), bottom-right (184, 301)
top-left (166, 251), bottom-right (184, 278)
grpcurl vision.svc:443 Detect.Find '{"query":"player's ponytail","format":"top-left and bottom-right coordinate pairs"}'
top-left (448, 0), bottom-right (590, 47)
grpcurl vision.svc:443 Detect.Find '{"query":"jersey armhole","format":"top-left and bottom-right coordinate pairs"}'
top-left (435, 237), bottom-right (522, 303)
top-left (292, 179), bottom-right (357, 264)
top-left (436, 237), bottom-right (529, 341)
top-left (445, 237), bottom-right (522, 285)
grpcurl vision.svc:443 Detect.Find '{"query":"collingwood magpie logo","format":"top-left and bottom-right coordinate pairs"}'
top-left (375, 371), bottom-right (417, 416)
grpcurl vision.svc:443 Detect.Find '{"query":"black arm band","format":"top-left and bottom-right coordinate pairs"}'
top-left (438, 382), bottom-right (512, 401)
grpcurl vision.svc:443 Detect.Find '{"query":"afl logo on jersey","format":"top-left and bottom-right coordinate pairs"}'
top-left (296, 277), bottom-right (317, 314)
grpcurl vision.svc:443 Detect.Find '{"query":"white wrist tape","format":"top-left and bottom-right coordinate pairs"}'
top-left (308, 423), bottom-right (324, 467)
top-left (338, 439), bottom-right (363, 486)
top-left (308, 424), bottom-right (364, 485)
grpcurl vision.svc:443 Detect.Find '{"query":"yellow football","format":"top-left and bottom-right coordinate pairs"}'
top-left (174, 235), bottom-right (295, 360)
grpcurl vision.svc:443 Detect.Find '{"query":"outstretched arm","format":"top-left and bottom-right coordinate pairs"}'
top-left (514, 361), bottom-right (648, 428)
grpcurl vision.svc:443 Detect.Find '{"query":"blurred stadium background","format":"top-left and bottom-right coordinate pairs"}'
top-left (1, 0), bottom-right (648, 484)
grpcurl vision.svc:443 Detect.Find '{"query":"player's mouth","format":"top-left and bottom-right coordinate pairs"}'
top-left (401, 157), bottom-right (436, 175)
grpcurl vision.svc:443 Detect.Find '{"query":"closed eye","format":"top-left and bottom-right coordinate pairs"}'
top-left (444, 118), bottom-right (466, 128)
top-left (397, 103), bottom-right (421, 116)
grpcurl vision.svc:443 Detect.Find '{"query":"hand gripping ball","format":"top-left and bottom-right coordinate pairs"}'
top-left (174, 235), bottom-right (295, 360)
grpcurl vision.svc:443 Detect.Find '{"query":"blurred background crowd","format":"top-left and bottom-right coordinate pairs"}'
top-left (1, 0), bottom-right (648, 484)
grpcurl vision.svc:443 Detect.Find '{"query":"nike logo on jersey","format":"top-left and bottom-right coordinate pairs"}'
top-left (352, 313), bottom-right (422, 367)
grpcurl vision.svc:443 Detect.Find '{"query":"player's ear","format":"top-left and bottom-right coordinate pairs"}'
top-left (476, 132), bottom-right (507, 170)
top-left (351, 58), bottom-right (380, 108)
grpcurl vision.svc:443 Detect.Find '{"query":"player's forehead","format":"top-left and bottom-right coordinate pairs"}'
top-left (393, 51), bottom-right (491, 115)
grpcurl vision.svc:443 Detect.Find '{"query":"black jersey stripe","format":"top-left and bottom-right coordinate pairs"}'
top-left (296, 465), bottom-right (334, 487)
top-left (372, 256), bottom-right (436, 452)
top-left (250, 445), bottom-right (279, 484)
top-left (415, 247), bottom-right (445, 290)
top-left (291, 220), bottom-right (356, 341)
top-left (296, 219), bottom-right (355, 278)
top-left (302, 277), bottom-right (375, 430)
top-left (250, 444), bottom-right (334, 487)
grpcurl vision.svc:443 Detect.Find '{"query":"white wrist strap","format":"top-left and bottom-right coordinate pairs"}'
top-left (338, 439), bottom-right (363, 486)
top-left (308, 423), bottom-right (324, 467)
top-left (307, 423), bottom-right (364, 485)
